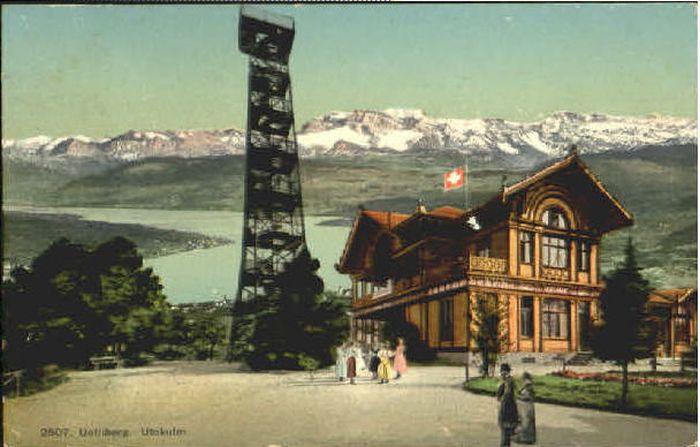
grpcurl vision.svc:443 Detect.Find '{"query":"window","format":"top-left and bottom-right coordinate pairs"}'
top-left (542, 299), bottom-right (569, 338)
top-left (477, 237), bottom-right (491, 258)
top-left (578, 241), bottom-right (590, 272)
top-left (542, 235), bottom-right (568, 268)
top-left (356, 319), bottom-right (365, 343)
top-left (542, 207), bottom-right (569, 229)
top-left (520, 296), bottom-right (534, 337)
top-left (674, 307), bottom-right (691, 344)
top-left (440, 299), bottom-right (454, 342)
top-left (519, 231), bottom-right (533, 264)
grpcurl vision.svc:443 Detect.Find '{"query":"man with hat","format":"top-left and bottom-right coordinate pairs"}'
top-left (496, 363), bottom-right (519, 446)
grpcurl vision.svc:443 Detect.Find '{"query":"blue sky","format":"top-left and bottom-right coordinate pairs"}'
top-left (2, 3), bottom-right (697, 139)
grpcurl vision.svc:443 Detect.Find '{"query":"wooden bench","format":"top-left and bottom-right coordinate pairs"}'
top-left (89, 356), bottom-right (120, 370)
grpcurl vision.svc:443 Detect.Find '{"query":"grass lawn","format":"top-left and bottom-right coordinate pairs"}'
top-left (465, 374), bottom-right (697, 421)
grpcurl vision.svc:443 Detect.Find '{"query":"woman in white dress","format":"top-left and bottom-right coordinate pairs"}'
top-left (335, 344), bottom-right (347, 381)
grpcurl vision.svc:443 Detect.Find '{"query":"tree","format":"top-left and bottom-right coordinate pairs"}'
top-left (471, 294), bottom-right (507, 377)
top-left (3, 237), bottom-right (171, 372)
top-left (3, 239), bottom-right (99, 370)
top-left (592, 238), bottom-right (655, 407)
top-left (381, 317), bottom-right (435, 362)
top-left (186, 311), bottom-right (227, 360)
top-left (231, 249), bottom-right (349, 370)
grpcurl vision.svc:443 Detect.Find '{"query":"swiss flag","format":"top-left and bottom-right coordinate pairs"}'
top-left (443, 167), bottom-right (465, 191)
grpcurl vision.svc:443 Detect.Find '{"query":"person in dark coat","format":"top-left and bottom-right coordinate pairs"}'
top-left (369, 348), bottom-right (380, 380)
top-left (514, 371), bottom-right (536, 444)
top-left (496, 363), bottom-right (518, 447)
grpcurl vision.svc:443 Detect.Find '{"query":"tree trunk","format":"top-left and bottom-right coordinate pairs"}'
top-left (465, 349), bottom-right (470, 383)
top-left (621, 361), bottom-right (629, 407)
top-left (209, 343), bottom-right (215, 361)
top-left (465, 302), bottom-right (470, 383)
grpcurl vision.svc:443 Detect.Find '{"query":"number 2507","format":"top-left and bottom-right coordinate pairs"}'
top-left (40, 428), bottom-right (69, 437)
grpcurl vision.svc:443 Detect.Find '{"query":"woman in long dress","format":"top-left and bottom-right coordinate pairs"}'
top-left (353, 345), bottom-right (367, 375)
top-left (514, 372), bottom-right (536, 444)
top-left (496, 363), bottom-right (518, 447)
top-left (377, 348), bottom-right (392, 384)
top-left (392, 337), bottom-right (408, 379)
top-left (335, 344), bottom-right (347, 381)
top-left (346, 349), bottom-right (357, 384)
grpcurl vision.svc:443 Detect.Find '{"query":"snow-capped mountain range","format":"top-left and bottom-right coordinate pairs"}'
top-left (2, 128), bottom-right (245, 164)
top-left (3, 110), bottom-right (696, 166)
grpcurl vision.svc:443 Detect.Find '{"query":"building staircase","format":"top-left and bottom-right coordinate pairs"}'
top-left (565, 351), bottom-right (594, 366)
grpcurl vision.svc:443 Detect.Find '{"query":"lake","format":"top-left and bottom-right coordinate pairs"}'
top-left (6, 206), bottom-right (352, 304)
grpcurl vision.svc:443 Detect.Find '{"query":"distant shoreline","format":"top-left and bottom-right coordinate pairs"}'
top-left (316, 217), bottom-right (353, 227)
top-left (3, 209), bottom-right (233, 265)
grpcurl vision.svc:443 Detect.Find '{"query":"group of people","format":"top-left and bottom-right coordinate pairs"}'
top-left (335, 337), bottom-right (408, 385)
top-left (496, 363), bottom-right (536, 446)
top-left (334, 342), bottom-right (535, 446)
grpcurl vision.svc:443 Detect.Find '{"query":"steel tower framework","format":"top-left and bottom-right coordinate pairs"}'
top-left (236, 7), bottom-right (307, 304)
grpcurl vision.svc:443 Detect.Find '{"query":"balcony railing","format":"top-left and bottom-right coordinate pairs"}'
top-left (541, 266), bottom-right (570, 282)
top-left (371, 281), bottom-right (393, 299)
top-left (468, 255), bottom-right (507, 274)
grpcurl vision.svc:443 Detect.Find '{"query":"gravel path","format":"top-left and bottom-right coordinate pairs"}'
top-left (3, 361), bottom-right (697, 447)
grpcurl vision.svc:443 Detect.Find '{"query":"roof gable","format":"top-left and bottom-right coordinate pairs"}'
top-left (503, 152), bottom-right (633, 233)
top-left (336, 209), bottom-right (408, 274)
top-left (649, 288), bottom-right (696, 304)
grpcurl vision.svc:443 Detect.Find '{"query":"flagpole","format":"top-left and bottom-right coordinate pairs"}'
top-left (463, 151), bottom-right (470, 383)
top-left (463, 152), bottom-right (469, 210)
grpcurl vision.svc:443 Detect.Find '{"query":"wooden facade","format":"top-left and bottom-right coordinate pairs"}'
top-left (648, 288), bottom-right (697, 358)
top-left (336, 151), bottom-right (636, 354)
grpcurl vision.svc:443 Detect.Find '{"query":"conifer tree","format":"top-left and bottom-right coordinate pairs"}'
top-left (231, 249), bottom-right (349, 370)
top-left (592, 238), bottom-right (656, 407)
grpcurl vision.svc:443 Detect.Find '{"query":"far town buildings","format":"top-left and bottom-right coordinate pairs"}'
top-left (337, 150), bottom-right (695, 358)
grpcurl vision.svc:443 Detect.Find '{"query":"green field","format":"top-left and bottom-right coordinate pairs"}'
top-left (466, 372), bottom-right (697, 421)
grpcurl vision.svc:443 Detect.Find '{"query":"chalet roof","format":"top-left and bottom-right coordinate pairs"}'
top-left (428, 206), bottom-right (466, 219)
top-left (649, 288), bottom-right (697, 305)
top-left (503, 152), bottom-right (633, 224)
top-left (336, 209), bottom-right (409, 274)
top-left (362, 210), bottom-right (410, 228)
top-left (392, 205), bottom-right (466, 231)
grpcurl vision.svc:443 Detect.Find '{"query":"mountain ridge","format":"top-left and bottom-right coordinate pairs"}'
top-left (3, 110), bottom-right (696, 168)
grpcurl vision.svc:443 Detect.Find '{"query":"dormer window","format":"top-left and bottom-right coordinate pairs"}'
top-left (542, 207), bottom-right (569, 230)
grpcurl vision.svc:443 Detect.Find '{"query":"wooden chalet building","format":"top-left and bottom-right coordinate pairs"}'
top-left (336, 150), bottom-right (636, 355)
top-left (648, 288), bottom-right (697, 359)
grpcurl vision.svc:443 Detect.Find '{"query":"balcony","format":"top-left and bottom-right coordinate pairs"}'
top-left (371, 281), bottom-right (393, 299)
top-left (355, 281), bottom-right (395, 303)
top-left (468, 255), bottom-right (507, 274)
top-left (541, 267), bottom-right (570, 282)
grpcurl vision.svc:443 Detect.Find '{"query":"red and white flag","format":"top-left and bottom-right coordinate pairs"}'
top-left (443, 167), bottom-right (465, 191)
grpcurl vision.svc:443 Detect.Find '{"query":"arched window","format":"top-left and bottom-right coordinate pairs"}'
top-left (542, 207), bottom-right (569, 229)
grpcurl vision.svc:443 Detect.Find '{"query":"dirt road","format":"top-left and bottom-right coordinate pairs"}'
top-left (3, 362), bottom-right (696, 447)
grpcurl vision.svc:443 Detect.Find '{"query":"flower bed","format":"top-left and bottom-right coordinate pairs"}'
top-left (549, 370), bottom-right (696, 387)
